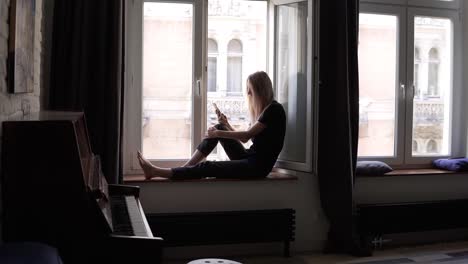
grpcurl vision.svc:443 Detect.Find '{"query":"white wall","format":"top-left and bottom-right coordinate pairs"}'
top-left (138, 171), bottom-right (328, 258)
top-left (355, 174), bottom-right (468, 204)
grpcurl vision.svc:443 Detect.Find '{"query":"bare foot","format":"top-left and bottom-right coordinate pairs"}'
top-left (137, 151), bottom-right (157, 180)
top-left (137, 151), bottom-right (173, 180)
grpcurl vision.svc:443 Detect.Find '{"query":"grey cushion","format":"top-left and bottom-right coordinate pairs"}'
top-left (356, 161), bottom-right (393, 176)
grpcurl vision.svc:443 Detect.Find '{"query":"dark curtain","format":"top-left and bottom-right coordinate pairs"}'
top-left (47, 0), bottom-right (125, 184)
top-left (317, 0), bottom-right (370, 256)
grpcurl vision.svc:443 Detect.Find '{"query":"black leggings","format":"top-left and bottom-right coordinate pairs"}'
top-left (171, 124), bottom-right (270, 180)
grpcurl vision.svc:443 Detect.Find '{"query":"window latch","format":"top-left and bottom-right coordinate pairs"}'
top-left (400, 83), bottom-right (406, 100)
top-left (196, 79), bottom-right (201, 97)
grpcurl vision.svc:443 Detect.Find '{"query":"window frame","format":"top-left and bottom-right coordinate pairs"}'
top-left (407, 0), bottom-right (460, 10)
top-left (269, 0), bottom-right (314, 172)
top-left (124, 0), bottom-right (205, 173)
top-left (124, 0), bottom-right (315, 175)
top-left (358, 3), bottom-right (407, 166)
top-left (404, 7), bottom-right (463, 165)
top-left (361, 0), bottom-right (460, 9)
top-left (357, 0), bottom-right (465, 168)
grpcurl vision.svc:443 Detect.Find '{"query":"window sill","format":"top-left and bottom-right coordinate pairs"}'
top-left (124, 171), bottom-right (298, 183)
top-left (357, 168), bottom-right (468, 178)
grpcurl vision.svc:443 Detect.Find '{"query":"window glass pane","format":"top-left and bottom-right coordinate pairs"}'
top-left (412, 16), bottom-right (452, 156)
top-left (227, 57), bottom-right (242, 94)
top-left (358, 13), bottom-right (398, 157)
top-left (207, 0), bottom-right (267, 161)
top-left (208, 57), bottom-right (217, 92)
top-left (275, 1), bottom-right (308, 163)
top-left (208, 39), bottom-right (218, 92)
top-left (142, 2), bottom-right (193, 159)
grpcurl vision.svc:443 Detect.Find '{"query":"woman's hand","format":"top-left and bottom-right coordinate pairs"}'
top-left (218, 113), bottom-right (229, 126)
top-left (205, 126), bottom-right (218, 138)
top-left (218, 113), bottom-right (235, 131)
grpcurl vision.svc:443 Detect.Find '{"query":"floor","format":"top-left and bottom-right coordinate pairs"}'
top-left (165, 241), bottom-right (468, 264)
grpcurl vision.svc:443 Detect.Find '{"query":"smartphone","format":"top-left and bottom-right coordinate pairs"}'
top-left (212, 103), bottom-right (221, 116)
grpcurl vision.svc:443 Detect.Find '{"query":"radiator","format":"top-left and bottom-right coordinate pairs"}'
top-left (357, 199), bottom-right (468, 237)
top-left (147, 208), bottom-right (295, 257)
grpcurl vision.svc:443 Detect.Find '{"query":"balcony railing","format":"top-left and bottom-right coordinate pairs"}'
top-left (207, 97), bottom-right (249, 126)
top-left (413, 99), bottom-right (444, 124)
top-left (359, 99), bottom-right (444, 125)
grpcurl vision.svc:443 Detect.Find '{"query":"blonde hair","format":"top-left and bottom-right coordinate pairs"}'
top-left (246, 71), bottom-right (274, 122)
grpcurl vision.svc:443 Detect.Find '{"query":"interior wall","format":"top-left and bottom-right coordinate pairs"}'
top-left (0, 0), bottom-right (43, 124)
top-left (0, 0), bottom-right (44, 244)
top-left (138, 171), bottom-right (328, 258)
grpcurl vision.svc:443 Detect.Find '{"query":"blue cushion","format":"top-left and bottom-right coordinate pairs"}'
top-left (432, 158), bottom-right (468, 172)
top-left (356, 161), bottom-right (393, 176)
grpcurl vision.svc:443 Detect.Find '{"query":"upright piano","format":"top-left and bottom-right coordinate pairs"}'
top-left (1, 111), bottom-right (163, 264)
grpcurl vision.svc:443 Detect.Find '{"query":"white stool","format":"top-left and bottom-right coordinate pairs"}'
top-left (187, 258), bottom-right (242, 264)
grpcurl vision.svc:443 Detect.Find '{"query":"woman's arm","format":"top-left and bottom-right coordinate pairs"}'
top-left (207, 121), bottom-right (266, 142)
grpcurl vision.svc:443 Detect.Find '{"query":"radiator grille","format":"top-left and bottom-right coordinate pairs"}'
top-left (147, 208), bottom-right (295, 256)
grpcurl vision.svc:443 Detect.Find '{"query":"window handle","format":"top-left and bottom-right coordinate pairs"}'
top-left (196, 79), bottom-right (201, 97)
top-left (400, 83), bottom-right (406, 100)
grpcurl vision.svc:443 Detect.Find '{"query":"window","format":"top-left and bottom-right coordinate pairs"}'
top-left (413, 140), bottom-right (418, 152)
top-left (208, 39), bottom-right (218, 92)
top-left (125, 0), bottom-right (314, 173)
top-left (273, 0), bottom-right (312, 171)
top-left (140, 2), bottom-right (194, 160)
top-left (358, 12), bottom-right (398, 158)
top-left (414, 47), bottom-right (420, 97)
top-left (358, 1), bottom-right (463, 167)
top-left (428, 48), bottom-right (440, 96)
top-left (227, 39), bottom-right (243, 95)
top-left (427, 139), bottom-right (438, 153)
top-left (206, 1), bottom-right (267, 161)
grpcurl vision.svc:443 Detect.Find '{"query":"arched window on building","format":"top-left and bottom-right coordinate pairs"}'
top-left (414, 47), bottom-right (421, 98)
top-left (427, 139), bottom-right (438, 153)
top-left (428, 48), bottom-right (440, 97)
top-left (208, 39), bottom-right (218, 92)
top-left (227, 39), bottom-right (243, 95)
top-left (412, 140), bottom-right (418, 153)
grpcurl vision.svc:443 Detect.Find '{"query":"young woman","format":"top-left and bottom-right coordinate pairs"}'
top-left (138, 71), bottom-right (286, 180)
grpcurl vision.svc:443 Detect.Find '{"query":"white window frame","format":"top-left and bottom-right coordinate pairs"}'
top-left (358, 4), bottom-right (407, 166)
top-left (124, 0), bottom-right (205, 173)
top-left (269, 0), bottom-right (314, 172)
top-left (358, 0), bottom-right (464, 168)
top-left (404, 7), bottom-right (463, 165)
top-left (124, 0), bottom-right (315, 174)
top-left (361, 0), bottom-right (460, 9)
top-left (407, 0), bottom-right (460, 10)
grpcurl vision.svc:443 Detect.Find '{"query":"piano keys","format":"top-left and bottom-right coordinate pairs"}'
top-left (1, 111), bottom-right (163, 264)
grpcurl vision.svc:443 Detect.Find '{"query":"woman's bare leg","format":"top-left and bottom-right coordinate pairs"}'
top-left (183, 150), bottom-right (206, 167)
top-left (137, 151), bottom-right (173, 180)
